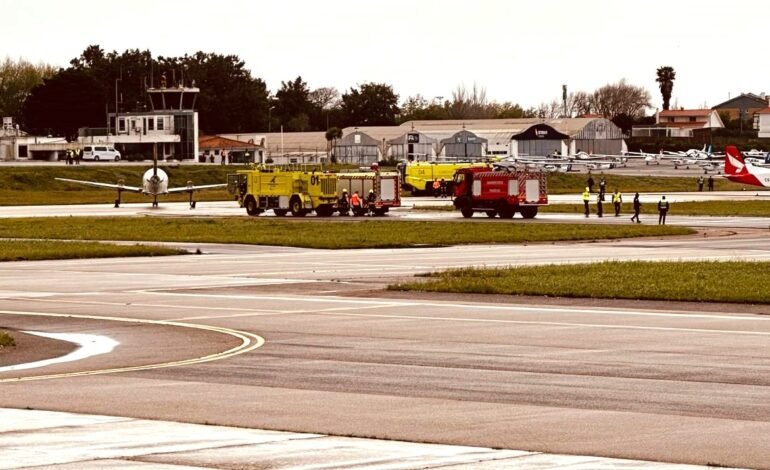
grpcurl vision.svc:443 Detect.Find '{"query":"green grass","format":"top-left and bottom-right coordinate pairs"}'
top-left (541, 200), bottom-right (770, 217)
top-left (414, 200), bottom-right (770, 217)
top-left (0, 240), bottom-right (185, 262)
top-left (0, 163), bottom-right (360, 206)
top-left (0, 217), bottom-right (693, 250)
top-left (391, 261), bottom-right (770, 304)
top-left (0, 331), bottom-right (14, 348)
top-left (545, 172), bottom-right (753, 194)
top-left (0, 165), bottom-right (761, 206)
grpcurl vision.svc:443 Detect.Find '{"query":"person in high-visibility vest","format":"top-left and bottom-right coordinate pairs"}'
top-left (581, 187), bottom-right (590, 218)
top-left (657, 195), bottom-right (670, 225)
top-left (612, 190), bottom-right (622, 216)
top-left (350, 191), bottom-right (361, 208)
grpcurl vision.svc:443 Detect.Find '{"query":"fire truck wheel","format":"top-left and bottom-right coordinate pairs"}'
top-left (498, 203), bottom-right (514, 219)
top-left (485, 210), bottom-right (497, 218)
top-left (245, 197), bottom-right (260, 216)
top-left (290, 197), bottom-right (306, 217)
top-left (520, 206), bottom-right (538, 219)
top-left (460, 205), bottom-right (474, 218)
top-left (274, 209), bottom-right (287, 217)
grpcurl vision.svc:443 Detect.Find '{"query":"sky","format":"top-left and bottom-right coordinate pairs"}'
top-left (3, 0), bottom-right (769, 113)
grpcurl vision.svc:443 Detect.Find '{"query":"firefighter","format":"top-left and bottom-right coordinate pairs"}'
top-left (582, 187), bottom-right (590, 217)
top-left (598, 176), bottom-right (606, 201)
top-left (65, 149), bottom-right (72, 165)
top-left (612, 189), bottom-right (622, 216)
top-left (351, 191), bottom-right (363, 216)
top-left (366, 189), bottom-right (377, 216)
top-left (338, 189), bottom-right (350, 216)
top-left (440, 178), bottom-right (448, 198)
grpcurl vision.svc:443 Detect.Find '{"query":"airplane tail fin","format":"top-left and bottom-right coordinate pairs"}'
top-left (725, 146), bottom-right (748, 176)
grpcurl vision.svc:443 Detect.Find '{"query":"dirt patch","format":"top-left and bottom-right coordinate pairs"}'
top-left (0, 329), bottom-right (76, 367)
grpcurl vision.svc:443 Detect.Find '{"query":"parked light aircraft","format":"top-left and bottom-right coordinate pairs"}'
top-left (724, 145), bottom-right (770, 187)
top-left (56, 157), bottom-right (226, 208)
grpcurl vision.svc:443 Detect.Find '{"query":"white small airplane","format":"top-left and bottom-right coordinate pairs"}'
top-left (622, 149), bottom-right (665, 165)
top-left (56, 157), bottom-right (226, 208)
top-left (724, 145), bottom-right (770, 187)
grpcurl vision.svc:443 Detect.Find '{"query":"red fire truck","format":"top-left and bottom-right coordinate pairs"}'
top-left (452, 167), bottom-right (548, 219)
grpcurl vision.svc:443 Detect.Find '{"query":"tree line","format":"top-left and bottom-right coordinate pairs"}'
top-left (0, 46), bottom-right (673, 139)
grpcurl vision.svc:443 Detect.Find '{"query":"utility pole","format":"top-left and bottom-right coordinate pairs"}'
top-left (562, 84), bottom-right (568, 117)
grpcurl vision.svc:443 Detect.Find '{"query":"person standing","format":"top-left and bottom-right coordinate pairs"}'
top-left (612, 190), bottom-right (622, 216)
top-left (582, 187), bottom-right (590, 217)
top-left (587, 173), bottom-right (595, 193)
top-left (65, 149), bottom-right (72, 165)
top-left (599, 176), bottom-right (607, 201)
top-left (630, 192), bottom-right (641, 223)
top-left (657, 195), bottom-right (670, 225)
top-left (708, 175), bottom-right (714, 191)
top-left (74, 148), bottom-right (80, 165)
top-left (596, 192), bottom-right (603, 218)
top-left (697, 175), bottom-right (704, 192)
top-left (439, 178), bottom-right (447, 198)
top-left (366, 189), bottom-right (377, 215)
top-left (432, 178), bottom-right (441, 198)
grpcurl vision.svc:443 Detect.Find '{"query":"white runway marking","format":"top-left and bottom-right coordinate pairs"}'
top-left (0, 331), bottom-right (118, 372)
top-left (135, 291), bottom-right (768, 323)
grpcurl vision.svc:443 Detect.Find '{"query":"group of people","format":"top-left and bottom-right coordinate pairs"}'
top-left (583, 174), bottom-right (670, 225)
top-left (64, 148), bottom-right (81, 165)
top-left (431, 178), bottom-right (449, 198)
top-left (338, 188), bottom-right (378, 216)
top-left (696, 175), bottom-right (715, 192)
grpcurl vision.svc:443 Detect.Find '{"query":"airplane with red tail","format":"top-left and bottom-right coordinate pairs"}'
top-left (724, 145), bottom-right (770, 187)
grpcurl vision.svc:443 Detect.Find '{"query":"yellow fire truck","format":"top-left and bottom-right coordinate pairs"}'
top-left (397, 161), bottom-right (490, 195)
top-left (228, 168), bottom-right (338, 216)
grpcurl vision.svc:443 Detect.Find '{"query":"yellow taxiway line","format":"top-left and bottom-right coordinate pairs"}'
top-left (0, 309), bottom-right (265, 383)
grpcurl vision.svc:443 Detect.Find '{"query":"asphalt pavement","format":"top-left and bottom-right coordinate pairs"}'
top-left (1, 233), bottom-right (770, 468)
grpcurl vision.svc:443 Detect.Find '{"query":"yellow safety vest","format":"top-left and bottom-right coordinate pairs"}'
top-left (612, 193), bottom-right (621, 203)
top-left (582, 191), bottom-right (590, 202)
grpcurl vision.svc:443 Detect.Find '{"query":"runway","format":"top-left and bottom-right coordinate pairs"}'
top-left (1, 233), bottom-right (770, 468)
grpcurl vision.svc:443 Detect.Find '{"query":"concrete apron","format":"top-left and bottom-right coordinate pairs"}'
top-left (0, 408), bottom-right (726, 469)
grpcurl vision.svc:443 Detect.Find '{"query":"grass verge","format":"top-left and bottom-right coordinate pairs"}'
top-left (541, 200), bottom-right (770, 217)
top-left (391, 261), bottom-right (770, 304)
top-left (414, 200), bottom-right (770, 217)
top-left (0, 218), bottom-right (693, 250)
top-left (0, 331), bottom-right (14, 348)
top-left (0, 240), bottom-right (185, 262)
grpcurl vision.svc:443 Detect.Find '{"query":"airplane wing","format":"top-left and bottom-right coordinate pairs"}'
top-left (55, 178), bottom-right (143, 193)
top-left (166, 183), bottom-right (227, 194)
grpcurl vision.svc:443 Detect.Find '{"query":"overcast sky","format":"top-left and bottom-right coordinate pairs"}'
top-left (3, 0), bottom-right (768, 112)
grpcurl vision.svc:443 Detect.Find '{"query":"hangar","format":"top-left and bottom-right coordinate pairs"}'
top-left (439, 129), bottom-right (487, 160)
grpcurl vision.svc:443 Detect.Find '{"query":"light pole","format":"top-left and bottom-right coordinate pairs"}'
top-left (268, 105), bottom-right (276, 133)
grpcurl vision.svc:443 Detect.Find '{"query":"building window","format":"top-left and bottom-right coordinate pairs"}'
top-left (118, 118), bottom-right (126, 132)
top-left (157, 118), bottom-right (164, 130)
top-left (754, 113), bottom-right (760, 130)
top-left (148, 118), bottom-right (154, 131)
top-left (667, 117), bottom-right (675, 122)
top-left (689, 116), bottom-right (697, 122)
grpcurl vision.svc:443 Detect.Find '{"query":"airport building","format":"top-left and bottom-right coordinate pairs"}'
top-left (246, 117), bottom-right (627, 164)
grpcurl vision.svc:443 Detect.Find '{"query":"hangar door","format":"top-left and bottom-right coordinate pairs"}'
top-left (517, 139), bottom-right (562, 157)
top-left (512, 124), bottom-right (569, 157)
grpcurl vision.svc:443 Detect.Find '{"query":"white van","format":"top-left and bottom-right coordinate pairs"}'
top-left (82, 145), bottom-right (121, 161)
